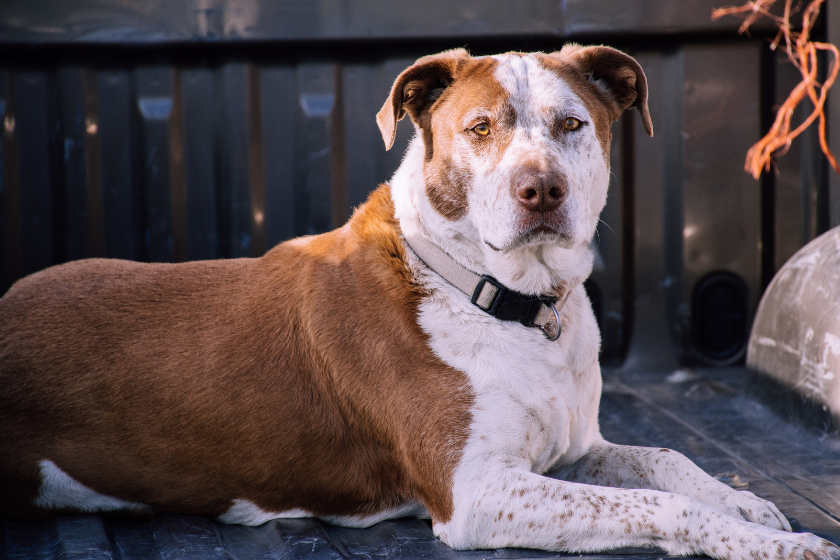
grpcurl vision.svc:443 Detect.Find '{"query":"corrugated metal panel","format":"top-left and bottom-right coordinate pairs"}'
top-left (624, 49), bottom-right (684, 370)
top-left (680, 43), bottom-right (762, 361)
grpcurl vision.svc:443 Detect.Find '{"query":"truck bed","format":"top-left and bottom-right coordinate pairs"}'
top-left (3, 367), bottom-right (838, 560)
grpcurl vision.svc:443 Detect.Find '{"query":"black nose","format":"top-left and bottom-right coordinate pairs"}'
top-left (514, 170), bottom-right (567, 213)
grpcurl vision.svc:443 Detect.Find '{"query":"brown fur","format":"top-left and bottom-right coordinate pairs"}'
top-left (0, 186), bottom-right (473, 523)
top-left (538, 46), bottom-right (653, 162)
top-left (378, 54), bottom-right (515, 221)
top-left (422, 57), bottom-right (514, 221)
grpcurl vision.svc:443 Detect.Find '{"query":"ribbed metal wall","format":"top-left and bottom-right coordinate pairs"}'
top-left (0, 59), bottom-right (414, 273)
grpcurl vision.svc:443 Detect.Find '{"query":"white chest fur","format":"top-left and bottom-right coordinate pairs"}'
top-left (409, 250), bottom-right (604, 480)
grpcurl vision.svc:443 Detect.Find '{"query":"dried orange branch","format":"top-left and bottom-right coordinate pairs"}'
top-left (712, 0), bottom-right (839, 178)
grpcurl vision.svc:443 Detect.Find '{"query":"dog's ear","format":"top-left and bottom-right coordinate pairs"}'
top-left (554, 44), bottom-right (653, 137)
top-left (376, 49), bottom-right (471, 150)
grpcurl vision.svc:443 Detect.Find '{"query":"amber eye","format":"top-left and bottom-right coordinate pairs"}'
top-left (472, 123), bottom-right (490, 136)
top-left (563, 117), bottom-right (581, 131)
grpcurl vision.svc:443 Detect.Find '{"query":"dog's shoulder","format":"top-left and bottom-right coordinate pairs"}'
top-left (264, 184), bottom-right (426, 315)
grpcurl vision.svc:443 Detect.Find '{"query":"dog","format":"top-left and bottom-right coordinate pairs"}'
top-left (1, 45), bottom-right (838, 560)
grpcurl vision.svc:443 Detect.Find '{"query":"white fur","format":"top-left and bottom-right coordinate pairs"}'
top-left (476, 56), bottom-right (606, 257)
top-left (388, 53), bottom-right (838, 560)
top-left (218, 498), bottom-right (428, 528)
top-left (218, 499), bottom-right (311, 525)
top-left (320, 501), bottom-right (429, 528)
top-left (35, 459), bottom-right (152, 514)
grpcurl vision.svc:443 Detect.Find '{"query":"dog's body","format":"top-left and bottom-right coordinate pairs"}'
top-left (1, 46), bottom-right (838, 560)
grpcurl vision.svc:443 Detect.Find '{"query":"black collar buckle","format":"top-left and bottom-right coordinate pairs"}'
top-left (471, 275), bottom-right (508, 315)
top-left (470, 274), bottom-right (557, 328)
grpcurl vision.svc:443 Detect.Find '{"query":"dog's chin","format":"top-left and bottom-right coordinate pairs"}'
top-left (484, 224), bottom-right (573, 253)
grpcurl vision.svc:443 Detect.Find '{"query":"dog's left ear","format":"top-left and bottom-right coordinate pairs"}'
top-left (554, 44), bottom-right (653, 137)
top-left (376, 49), bottom-right (471, 150)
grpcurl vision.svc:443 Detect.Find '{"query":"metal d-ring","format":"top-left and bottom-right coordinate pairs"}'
top-left (538, 301), bottom-right (562, 341)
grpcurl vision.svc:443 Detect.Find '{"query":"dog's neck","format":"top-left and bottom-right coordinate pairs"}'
top-left (390, 134), bottom-right (594, 297)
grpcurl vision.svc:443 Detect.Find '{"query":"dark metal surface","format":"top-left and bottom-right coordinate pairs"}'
top-left (0, 0), bottom-right (778, 44)
top-left (681, 42), bottom-right (761, 363)
top-left (2, 367), bottom-right (840, 559)
top-left (623, 49), bottom-right (683, 370)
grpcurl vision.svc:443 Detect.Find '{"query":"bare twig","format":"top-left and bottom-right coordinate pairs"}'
top-left (712, 0), bottom-right (839, 178)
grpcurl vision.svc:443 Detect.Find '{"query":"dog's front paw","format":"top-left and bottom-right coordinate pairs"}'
top-left (707, 526), bottom-right (840, 560)
top-left (715, 489), bottom-right (791, 531)
top-left (757, 532), bottom-right (840, 560)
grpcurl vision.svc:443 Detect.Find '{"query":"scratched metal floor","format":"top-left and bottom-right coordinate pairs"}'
top-left (3, 368), bottom-right (840, 560)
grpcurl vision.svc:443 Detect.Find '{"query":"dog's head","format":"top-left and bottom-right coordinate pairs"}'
top-left (378, 46), bottom-right (651, 290)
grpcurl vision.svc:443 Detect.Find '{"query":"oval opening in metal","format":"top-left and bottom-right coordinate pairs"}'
top-left (692, 271), bottom-right (748, 364)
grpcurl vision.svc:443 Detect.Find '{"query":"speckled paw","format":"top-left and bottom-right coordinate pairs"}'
top-left (718, 490), bottom-right (791, 532)
top-left (773, 532), bottom-right (840, 560)
top-left (736, 531), bottom-right (840, 560)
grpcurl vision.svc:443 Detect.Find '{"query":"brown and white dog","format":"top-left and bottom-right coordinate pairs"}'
top-left (0, 45), bottom-right (838, 560)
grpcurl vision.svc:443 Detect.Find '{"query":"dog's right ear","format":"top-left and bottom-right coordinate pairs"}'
top-left (376, 49), bottom-right (471, 150)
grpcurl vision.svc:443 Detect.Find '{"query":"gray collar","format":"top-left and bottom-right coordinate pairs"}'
top-left (402, 231), bottom-right (571, 341)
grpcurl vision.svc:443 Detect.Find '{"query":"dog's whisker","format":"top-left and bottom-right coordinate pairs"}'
top-left (598, 219), bottom-right (616, 235)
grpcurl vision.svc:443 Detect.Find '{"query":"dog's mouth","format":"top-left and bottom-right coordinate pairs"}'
top-left (529, 224), bottom-right (557, 236)
top-left (485, 214), bottom-right (570, 253)
top-left (518, 212), bottom-right (568, 242)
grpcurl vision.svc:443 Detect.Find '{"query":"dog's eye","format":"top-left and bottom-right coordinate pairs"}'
top-left (563, 118), bottom-right (581, 131)
top-left (472, 123), bottom-right (490, 136)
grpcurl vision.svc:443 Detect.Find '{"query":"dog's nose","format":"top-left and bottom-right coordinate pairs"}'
top-left (515, 172), bottom-right (566, 213)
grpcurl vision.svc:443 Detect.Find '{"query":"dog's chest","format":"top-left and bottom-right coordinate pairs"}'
top-left (415, 273), bottom-right (602, 474)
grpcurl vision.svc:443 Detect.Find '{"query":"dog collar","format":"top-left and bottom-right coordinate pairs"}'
top-left (403, 231), bottom-right (570, 341)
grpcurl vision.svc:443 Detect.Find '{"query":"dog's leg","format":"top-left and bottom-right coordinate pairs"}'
top-left (548, 440), bottom-right (790, 531)
top-left (435, 467), bottom-right (839, 560)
